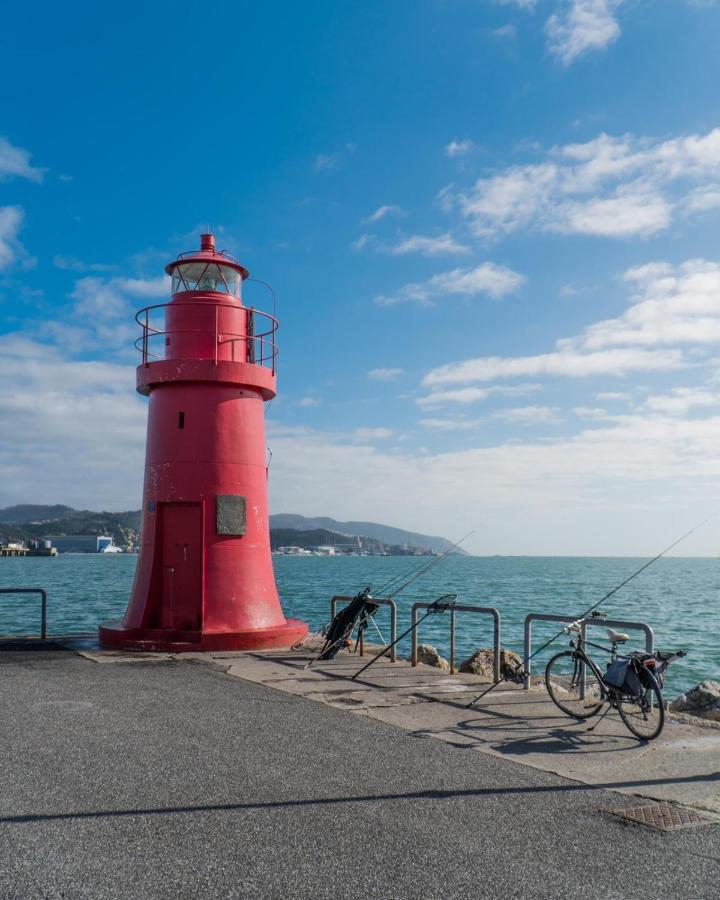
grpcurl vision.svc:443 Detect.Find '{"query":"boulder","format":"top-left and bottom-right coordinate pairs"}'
top-left (669, 680), bottom-right (720, 721)
top-left (416, 644), bottom-right (450, 670)
top-left (459, 647), bottom-right (523, 679)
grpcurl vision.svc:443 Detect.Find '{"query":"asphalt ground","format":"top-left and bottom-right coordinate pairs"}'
top-left (0, 649), bottom-right (718, 899)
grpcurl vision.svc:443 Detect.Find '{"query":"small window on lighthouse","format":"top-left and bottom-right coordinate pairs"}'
top-left (173, 262), bottom-right (241, 297)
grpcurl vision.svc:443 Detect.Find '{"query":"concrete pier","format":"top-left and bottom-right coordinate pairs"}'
top-left (0, 638), bottom-right (718, 898)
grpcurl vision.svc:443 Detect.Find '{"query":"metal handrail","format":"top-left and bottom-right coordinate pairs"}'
top-left (330, 595), bottom-right (398, 661)
top-left (134, 301), bottom-right (278, 372)
top-left (0, 588), bottom-right (47, 639)
top-left (411, 602), bottom-right (501, 680)
top-left (523, 613), bottom-right (654, 690)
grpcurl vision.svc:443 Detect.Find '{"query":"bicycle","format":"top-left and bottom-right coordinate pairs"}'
top-left (544, 619), bottom-right (686, 741)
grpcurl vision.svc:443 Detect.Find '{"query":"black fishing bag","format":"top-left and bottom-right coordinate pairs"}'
top-left (603, 658), bottom-right (642, 696)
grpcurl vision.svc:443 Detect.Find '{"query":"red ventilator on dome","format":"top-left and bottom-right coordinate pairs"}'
top-left (99, 234), bottom-right (307, 651)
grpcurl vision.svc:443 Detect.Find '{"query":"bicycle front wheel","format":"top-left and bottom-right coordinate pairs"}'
top-left (616, 672), bottom-right (665, 741)
top-left (545, 651), bottom-right (605, 719)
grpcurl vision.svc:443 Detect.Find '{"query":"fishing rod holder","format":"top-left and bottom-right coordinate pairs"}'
top-left (411, 602), bottom-right (501, 680)
top-left (523, 613), bottom-right (655, 692)
top-left (0, 588), bottom-right (48, 639)
top-left (330, 596), bottom-right (398, 661)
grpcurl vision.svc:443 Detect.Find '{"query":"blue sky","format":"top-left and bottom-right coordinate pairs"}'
top-left (2, 0), bottom-right (720, 554)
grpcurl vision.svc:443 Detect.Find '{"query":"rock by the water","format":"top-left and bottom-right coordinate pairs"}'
top-left (669, 680), bottom-right (720, 721)
top-left (459, 648), bottom-right (523, 679)
top-left (416, 644), bottom-right (450, 670)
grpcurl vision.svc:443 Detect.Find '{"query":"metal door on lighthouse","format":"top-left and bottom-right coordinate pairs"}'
top-left (159, 502), bottom-right (203, 631)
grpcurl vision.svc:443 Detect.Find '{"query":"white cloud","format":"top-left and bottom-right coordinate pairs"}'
top-left (419, 417), bottom-right (480, 431)
top-left (445, 139), bottom-right (476, 158)
top-left (456, 126), bottom-right (720, 240)
top-left (299, 396), bottom-right (320, 407)
top-left (643, 388), bottom-right (720, 416)
top-left (417, 383), bottom-right (541, 408)
top-left (314, 143), bottom-right (356, 172)
top-left (368, 368), bottom-right (405, 381)
top-left (546, 1), bottom-right (622, 66)
top-left (0, 334), bottom-right (145, 510)
top-left (424, 348), bottom-right (682, 386)
top-left (0, 206), bottom-right (28, 270)
top-left (0, 137), bottom-right (46, 182)
top-left (682, 185), bottom-right (720, 213)
top-left (53, 255), bottom-right (115, 273)
top-left (264, 413), bottom-right (720, 555)
top-left (492, 405), bottom-right (562, 425)
top-left (354, 427), bottom-right (394, 440)
top-left (374, 262), bottom-right (525, 307)
top-left (574, 406), bottom-right (609, 418)
top-left (364, 205), bottom-right (404, 223)
top-left (314, 153), bottom-right (340, 172)
top-left (492, 24), bottom-right (517, 39)
top-left (384, 233), bottom-right (470, 257)
top-left (423, 257), bottom-right (720, 388)
top-left (351, 234), bottom-right (373, 251)
top-left (497, 0), bottom-right (536, 8)
top-left (70, 275), bottom-right (168, 319)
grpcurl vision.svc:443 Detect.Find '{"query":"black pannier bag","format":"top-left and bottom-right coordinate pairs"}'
top-left (603, 658), bottom-right (641, 696)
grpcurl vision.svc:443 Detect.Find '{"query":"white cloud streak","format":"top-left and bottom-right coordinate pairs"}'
top-left (364, 205), bottom-right (405, 223)
top-left (456, 127), bottom-right (720, 239)
top-left (0, 137), bottom-right (46, 182)
top-left (375, 262), bottom-right (525, 307)
top-left (0, 206), bottom-right (27, 270)
top-left (546, 1), bottom-right (622, 66)
top-left (424, 257), bottom-right (720, 387)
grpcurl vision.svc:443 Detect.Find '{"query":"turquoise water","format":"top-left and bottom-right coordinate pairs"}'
top-left (1, 554), bottom-right (717, 697)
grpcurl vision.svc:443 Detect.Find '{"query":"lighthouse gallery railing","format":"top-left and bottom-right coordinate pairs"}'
top-left (135, 301), bottom-right (278, 373)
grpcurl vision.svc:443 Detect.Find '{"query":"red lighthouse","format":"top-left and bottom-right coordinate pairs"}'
top-left (100, 233), bottom-right (307, 651)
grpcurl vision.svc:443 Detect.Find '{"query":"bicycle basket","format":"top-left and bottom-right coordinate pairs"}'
top-left (603, 659), bottom-right (641, 696)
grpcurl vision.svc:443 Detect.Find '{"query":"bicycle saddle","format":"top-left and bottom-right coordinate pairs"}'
top-left (607, 628), bottom-right (630, 643)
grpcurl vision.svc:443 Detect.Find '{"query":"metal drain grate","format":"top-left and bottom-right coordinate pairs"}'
top-left (605, 802), bottom-right (716, 832)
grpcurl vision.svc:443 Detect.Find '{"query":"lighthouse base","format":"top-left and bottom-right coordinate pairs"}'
top-left (98, 619), bottom-right (308, 653)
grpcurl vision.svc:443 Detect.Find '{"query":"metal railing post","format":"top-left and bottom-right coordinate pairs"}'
top-left (523, 612), bottom-right (655, 690)
top-left (449, 607), bottom-right (456, 674)
top-left (412, 602), bottom-right (501, 682)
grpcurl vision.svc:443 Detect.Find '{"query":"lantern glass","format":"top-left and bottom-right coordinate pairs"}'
top-left (172, 262), bottom-right (242, 297)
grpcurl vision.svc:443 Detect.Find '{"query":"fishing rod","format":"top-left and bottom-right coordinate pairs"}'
top-left (466, 516), bottom-right (711, 708)
top-left (303, 531), bottom-right (473, 666)
top-left (380, 531), bottom-right (474, 599)
top-left (352, 594), bottom-right (458, 680)
top-left (370, 531), bottom-right (474, 599)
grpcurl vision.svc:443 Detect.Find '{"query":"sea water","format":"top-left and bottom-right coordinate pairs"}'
top-left (0, 554), bottom-right (717, 697)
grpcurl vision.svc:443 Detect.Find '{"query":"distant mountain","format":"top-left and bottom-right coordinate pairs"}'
top-left (0, 504), bottom-right (79, 524)
top-left (0, 505), bottom-right (466, 556)
top-left (269, 514), bottom-right (469, 556)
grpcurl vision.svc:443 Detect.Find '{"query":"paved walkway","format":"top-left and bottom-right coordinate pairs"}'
top-left (0, 642), bottom-right (718, 898)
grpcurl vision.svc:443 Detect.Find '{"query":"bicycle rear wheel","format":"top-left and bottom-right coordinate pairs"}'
top-left (545, 651), bottom-right (605, 719)
top-left (616, 672), bottom-right (665, 741)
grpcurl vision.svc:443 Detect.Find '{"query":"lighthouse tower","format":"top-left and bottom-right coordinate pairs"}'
top-left (100, 233), bottom-right (307, 651)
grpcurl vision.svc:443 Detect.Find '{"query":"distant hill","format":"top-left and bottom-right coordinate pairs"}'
top-left (0, 505), bottom-right (466, 556)
top-left (269, 514), bottom-right (468, 556)
top-left (0, 504), bottom-right (79, 524)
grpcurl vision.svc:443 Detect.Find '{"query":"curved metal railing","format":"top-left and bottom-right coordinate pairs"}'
top-left (134, 301), bottom-right (278, 373)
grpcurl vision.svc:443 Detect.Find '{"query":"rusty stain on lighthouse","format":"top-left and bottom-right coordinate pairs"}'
top-left (99, 233), bottom-right (308, 651)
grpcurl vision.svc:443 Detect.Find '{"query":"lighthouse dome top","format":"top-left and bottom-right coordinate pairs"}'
top-left (166, 232), bottom-right (249, 298)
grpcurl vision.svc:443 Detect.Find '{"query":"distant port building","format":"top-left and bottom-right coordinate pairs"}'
top-left (46, 535), bottom-right (114, 553)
